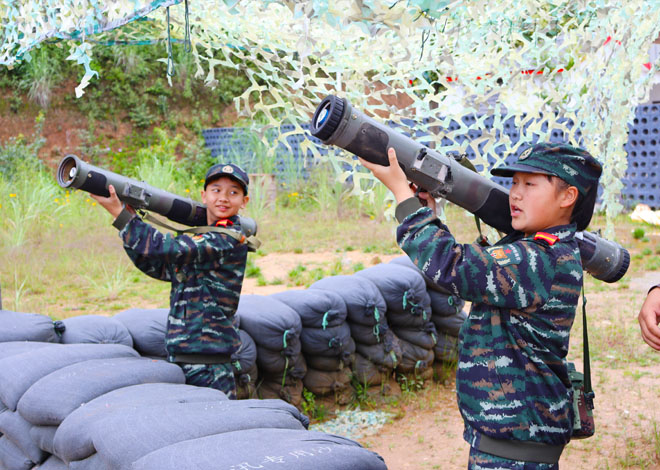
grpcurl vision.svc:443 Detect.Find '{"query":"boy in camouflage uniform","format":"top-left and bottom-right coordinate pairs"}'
top-left (92, 163), bottom-right (251, 399)
top-left (360, 143), bottom-right (602, 469)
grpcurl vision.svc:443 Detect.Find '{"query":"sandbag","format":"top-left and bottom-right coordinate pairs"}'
top-left (90, 399), bottom-right (309, 470)
top-left (54, 383), bottom-right (227, 463)
top-left (428, 289), bottom-right (465, 317)
top-left (310, 275), bottom-right (387, 327)
top-left (0, 310), bottom-right (59, 343)
top-left (431, 309), bottom-right (468, 337)
top-left (433, 333), bottom-right (459, 362)
top-left (259, 353), bottom-right (307, 383)
top-left (113, 308), bottom-right (168, 357)
top-left (305, 354), bottom-right (353, 372)
top-left (386, 309), bottom-right (430, 328)
top-left (354, 329), bottom-right (402, 369)
top-left (256, 344), bottom-right (303, 375)
top-left (349, 321), bottom-right (388, 346)
top-left (300, 323), bottom-right (354, 358)
top-left (236, 295), bottom-right (302, 352)
top-left (0, 343), bottom-right (139, 411)
top-left (355, 264), bottom-right (431, 318)
top-left (303, 367), bottom-right (352, 396)
top-left (59, 315), bottom-right (133, 347)
top-left (36, 455), bottom-right (67, 470)
top-left (131, 428), bottom-right (387, 470)
top-left (0, 435), bottom-right (32, 470)
top-left (396, 338), bottom-right (435, 373)
top-left (0, 409), bottom-right (45, 464)
top-left (352, 353), bottom-right (390, 387)
top-left (231, 329), bottom-right (257, 376)
top-left (392, 322), bottom-right (438, 350)
top-left (17, 356), bottom-right (185, 426)
top-left (28, 425), bottom-right (57, 455)
top-left (0, 342), bottom-right (57, 361)
top-left (271, 289), bottom-right (348, 328)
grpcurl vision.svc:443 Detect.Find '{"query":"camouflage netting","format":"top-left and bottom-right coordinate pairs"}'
top-left (3, 0), bottom-right (660, 235)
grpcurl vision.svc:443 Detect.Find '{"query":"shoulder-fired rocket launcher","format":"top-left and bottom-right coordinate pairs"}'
top-left (310, 95), bottom-right (629, 283)
top-left (56, 154), bottom-right (257, 238)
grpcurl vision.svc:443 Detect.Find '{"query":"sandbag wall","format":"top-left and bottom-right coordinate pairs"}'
top-left (0, 310), bottom-right (387, 470)
top-left (310, 275), bottom-right (398, 388)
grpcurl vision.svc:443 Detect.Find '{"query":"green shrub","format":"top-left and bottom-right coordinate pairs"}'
top-left (632, 227), bottom-right (645, 239)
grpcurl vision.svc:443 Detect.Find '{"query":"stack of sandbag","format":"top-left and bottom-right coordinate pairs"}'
top-left (0, 343), bottom-right (143, 470)
top-left (113, 307), bottom-right (258, 394)
top-left (271, 289), bottom-right (354, 399)
top-left (236, 295), bottom-right (305, 407)
top-left (389, 256), bottom-right (467, 362)
top-left (356, 263), bottom-right (435, 379)
top-left (310, 275), bottom-right (397, 387)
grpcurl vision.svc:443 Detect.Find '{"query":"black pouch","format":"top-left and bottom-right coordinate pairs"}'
top-left (568, 362), bottom-right (595, 439)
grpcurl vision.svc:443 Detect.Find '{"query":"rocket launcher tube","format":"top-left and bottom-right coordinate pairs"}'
top-left (311, 95), bottom-right (629, 283)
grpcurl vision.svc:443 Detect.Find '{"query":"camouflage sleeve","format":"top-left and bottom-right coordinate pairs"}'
top-left (119, 217), bottom-right (237, 281)
top-left (396, 200), bottom-right (555, 309)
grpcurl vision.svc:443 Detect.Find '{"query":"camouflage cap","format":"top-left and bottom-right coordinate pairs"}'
top-left (491, 143), bottom-right (602, 195)
top-left (204, 163), bottom-right (249, 194)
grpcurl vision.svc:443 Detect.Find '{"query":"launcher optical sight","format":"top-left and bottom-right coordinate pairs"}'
top-left (310, 95), bottom-right (629, 283)
top-left (56, 154), bottom-right (257, 238)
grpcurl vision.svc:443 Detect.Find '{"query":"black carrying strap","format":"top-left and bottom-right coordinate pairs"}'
top-left (581, 287), bottom-right (594, 408)
top-left (171, 353), bottom-right (231, 364)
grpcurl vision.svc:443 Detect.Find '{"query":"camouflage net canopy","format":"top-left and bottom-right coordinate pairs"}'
top-left (3, 0), bottom-right (660, 234)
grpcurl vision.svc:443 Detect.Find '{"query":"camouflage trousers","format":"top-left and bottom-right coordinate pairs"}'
top-left (179, 363), bottom-right (237, 400)
top-left (468, 447), bottom-right (559, 470)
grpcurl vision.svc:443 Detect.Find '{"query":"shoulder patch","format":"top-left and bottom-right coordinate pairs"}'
top-left (533, 232), bottom-right (558, 245)
top-left (485, 245), bottom-right (523, 266)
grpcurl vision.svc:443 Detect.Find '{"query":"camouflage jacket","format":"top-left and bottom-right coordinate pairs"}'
top-left (117, 214), bottom-right (247, 358)
top-left (395, 198), bottom-right (582, 446)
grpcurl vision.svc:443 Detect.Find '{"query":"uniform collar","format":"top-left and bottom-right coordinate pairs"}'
top-left (528, 223), bottom-right (577, 243)
top-left (497, 223), bottom-right (577, 245)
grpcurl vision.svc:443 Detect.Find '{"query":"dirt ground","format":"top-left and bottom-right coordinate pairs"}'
top-left (241, 251), bottom-right (660, 470)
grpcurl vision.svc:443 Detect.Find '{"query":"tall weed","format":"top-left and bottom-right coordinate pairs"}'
top-left (307, 163), bottom-right (351, 216)
top-left (358, 178), bottom-right (395, 221)
top-left (19, 46), bottom-right (65, 108)
top-left (0, 134), bottom-right (61, 247)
